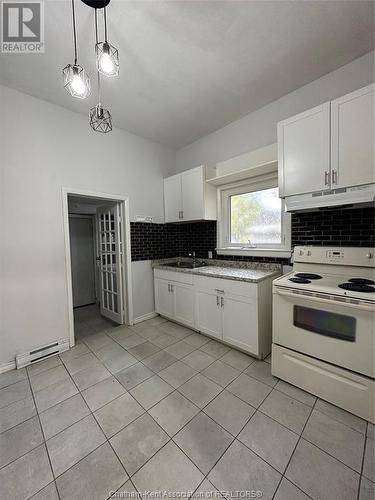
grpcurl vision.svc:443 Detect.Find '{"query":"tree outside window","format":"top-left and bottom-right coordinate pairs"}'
top-left (230, 187), bottom-right (282, 245)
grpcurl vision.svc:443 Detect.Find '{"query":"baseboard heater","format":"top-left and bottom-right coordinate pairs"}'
top-left (15, 339), bottom-right (70, 369)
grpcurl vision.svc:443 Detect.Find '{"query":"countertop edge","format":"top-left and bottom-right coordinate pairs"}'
top-left (152, 264), bottom-right (281, 283)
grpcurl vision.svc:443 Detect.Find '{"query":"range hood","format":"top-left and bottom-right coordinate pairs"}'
top-left (285, 182), bottom-right (375, 212)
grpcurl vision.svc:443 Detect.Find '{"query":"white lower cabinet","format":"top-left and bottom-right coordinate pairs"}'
top-left (154, 278), bottom-right (174, 319)
top-left (154, 270), bottom-right (274, 359)
top-left (154, 275), bottom-right (194, 327)
top-left (172, 282), bottom-right (195, 328)
top-left (222, 293), bottom-right (258, 355)
top-left (195, 289), bottom-right (222, 339)
top-left (195, 276), bottom-right (261, 357)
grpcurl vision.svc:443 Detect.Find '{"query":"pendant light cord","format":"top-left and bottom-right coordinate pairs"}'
top-left (94, 8), bottom-right (101, 105)
top-left (71, 0), bottom-right (78, 65)
top-left (104, 6), bottom-right (108, 42)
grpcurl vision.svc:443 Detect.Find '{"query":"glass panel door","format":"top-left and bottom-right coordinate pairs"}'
top-left (96, 203), bottom-right (124, 324)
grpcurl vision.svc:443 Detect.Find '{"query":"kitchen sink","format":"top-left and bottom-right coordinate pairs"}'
top-left (165, 261), bottom-right (207, 269)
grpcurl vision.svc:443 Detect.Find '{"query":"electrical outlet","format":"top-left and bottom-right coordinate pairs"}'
top-left (208, 251), bottom-right (213, 259)
top-left (135, 216), bottom-right (153, 223)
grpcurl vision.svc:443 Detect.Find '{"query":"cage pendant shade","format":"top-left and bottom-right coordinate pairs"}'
top-left (89, 104), bottom-right (112, 133)
top-left (96, 41), bottom-right (119, 77)
top-left (62, 0), bottom-right (90, 99)
top-left (63, 64), bottom-right (91, 99)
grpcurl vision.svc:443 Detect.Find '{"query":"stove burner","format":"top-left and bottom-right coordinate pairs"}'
top-left (348, 278), bottom-right (375, 285)
top-left (339, 283), bottom-right (375, 293)
top-left (289, 277), bottom-right (311, 284)
top-left (295, 273), bottom-right (322, 280)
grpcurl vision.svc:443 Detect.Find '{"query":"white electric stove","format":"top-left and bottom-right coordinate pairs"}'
top-left (272, 246), bottom-right (375, 423)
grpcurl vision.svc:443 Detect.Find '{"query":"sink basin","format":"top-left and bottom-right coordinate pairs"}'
top-left (165, 261), bottom-right (207, 269)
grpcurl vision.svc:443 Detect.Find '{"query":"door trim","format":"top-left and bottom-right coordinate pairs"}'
top-left (62, 188), bottom-right (134, 348)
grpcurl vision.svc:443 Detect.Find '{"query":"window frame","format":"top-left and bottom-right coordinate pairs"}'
top-left (217, 173), bottom-right (291, 258)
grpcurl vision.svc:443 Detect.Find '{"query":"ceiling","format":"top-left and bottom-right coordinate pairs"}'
top-left (1, 0), bottom-right (374, 148)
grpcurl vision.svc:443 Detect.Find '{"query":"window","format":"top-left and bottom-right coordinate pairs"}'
top-left (218, 175), bottom-right (291, 257)
top-left (230, 187), bottom-right (282, 245)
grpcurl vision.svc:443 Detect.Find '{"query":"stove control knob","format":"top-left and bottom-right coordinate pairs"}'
top-left (299, 250), bottom-right (304, 256)
top-left (366, 252), bottom-right (373, 259)
top-left (307, 251), bottom-right (311, 256)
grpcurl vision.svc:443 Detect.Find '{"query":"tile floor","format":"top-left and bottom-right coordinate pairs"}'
top-left (0, 305), bottom-right (374, 500)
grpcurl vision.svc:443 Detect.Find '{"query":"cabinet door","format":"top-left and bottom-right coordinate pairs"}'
top-left (164, 175), bottom-right (182, 223)
top-left (154, 279), bottom-right (173, 318)
top-left (172, 282), bottom-right (195, 328)
top-left (181, 167), bottom-right (205, 221)
top-left (278, 103), bottom-right (331, 197)
top-left (331, 84), bottom-right (375, 189)
top-left (195, 289), bottom-right (222, 339)
top-left (222, 294), bottom-right (258, 356)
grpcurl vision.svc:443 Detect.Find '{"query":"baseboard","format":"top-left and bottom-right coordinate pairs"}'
top-left (133, 311), bottom-right (158, 324)
top-left (0, 360), bottom-right (16, 374)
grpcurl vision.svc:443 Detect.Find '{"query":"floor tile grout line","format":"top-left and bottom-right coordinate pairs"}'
top-left (23, 347), bottom-right (364, 500)
top-left (27, 480), bottom-right (59, 500)
top-left (2, 314), bottom-right (370, 499)
top-left (1, 362), bottom-right (362, 482)
top-left (0, 406), bottom-right (37, 436)
top-left (71, 313), bottom-right (375, 487)
top-left (271, 397), bottom-right (317, 500)
top-left (311, 405), bottom-right (368, 436)
top-left (0, 381), bottom-right (33, 411)
top-left (356, 424), bottom-right (367, 500)
top-left (45, 352), bottom-right (134, 491)
top-left (0, 373), bottom-right (28, 391)
top-left (25, 365), bottom-right (63, 500)
top-left (61, 327), bottom-right (189, 486)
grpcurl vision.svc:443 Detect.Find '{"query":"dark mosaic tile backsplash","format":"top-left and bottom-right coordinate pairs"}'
top-left (131, 206), bottom-right (374, 263)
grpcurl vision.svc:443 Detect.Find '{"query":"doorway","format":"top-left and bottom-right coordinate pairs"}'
top-left (62, 189), bottom-right (133, 347)
top-left (69, 215), bottom-right (97, 309)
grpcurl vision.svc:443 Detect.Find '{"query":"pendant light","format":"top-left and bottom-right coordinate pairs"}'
top-left (95, 6), bottom-right (119, 77)
top-left (89, 8), bottom-right (112, 133)
top-left (62, 0), bottom-right (90, 99)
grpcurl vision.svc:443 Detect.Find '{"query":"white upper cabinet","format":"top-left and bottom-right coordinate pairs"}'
top-left (331, 84), bottom-right (375, 189)
top-left (278, 84), bottom-right (375, 198)
top-left (164, 174), bottom-right (182, 223)
top-left (278, 103), bottom-right (331, 197)
top-left (164, 165), bottom-right (217, 223)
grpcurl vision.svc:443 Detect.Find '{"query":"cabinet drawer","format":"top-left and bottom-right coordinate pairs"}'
top-left (154, 269), bottom-right (194, 285)
top-left (194, 275), bottom-right (257, 298)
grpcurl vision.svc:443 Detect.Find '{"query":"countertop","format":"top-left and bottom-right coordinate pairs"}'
top-left (152, 258), bottom-right (281, 283)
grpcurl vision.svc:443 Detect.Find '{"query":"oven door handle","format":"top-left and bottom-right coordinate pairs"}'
top-left (274, 287), bottom-right (375, 312)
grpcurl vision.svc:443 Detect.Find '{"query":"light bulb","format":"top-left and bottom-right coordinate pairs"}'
top-left (71, 74), bottom-right (86, 96)
top-left (63, 64), bottom-right (90, 99)
top-left (99, 52), bottom-right (115, 75)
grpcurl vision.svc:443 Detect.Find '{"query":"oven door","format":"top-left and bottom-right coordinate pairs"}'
top-left (273, 286), bottom-right (375, 378)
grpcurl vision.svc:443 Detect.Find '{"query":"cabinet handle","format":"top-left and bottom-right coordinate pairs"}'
top-left (215, 289), bottom-right (225, 294)
top-left (332, 170), bottom-right (337, 185)
top-left (324, 171), bottom-right (329, 186)
top-left (168, 284), bottom-right (170, 293)
top-left (221, 297), bottom-right (224, 308)
top-left (181, 211), bottom-right (184, 219)
top-left (216, 296), bottom-right (220, 307)
top-left (170, 284), bottom-right (173, 293)
top-left (178, 211), bottom-right (181, 219)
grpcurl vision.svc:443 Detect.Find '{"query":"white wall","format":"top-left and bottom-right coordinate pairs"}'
top-left (176, 51), bottom-right (375, 172)
top-left (0, 85), bottom-right (175, 367)
top-left (131, 261), bottom-right (156, 322)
